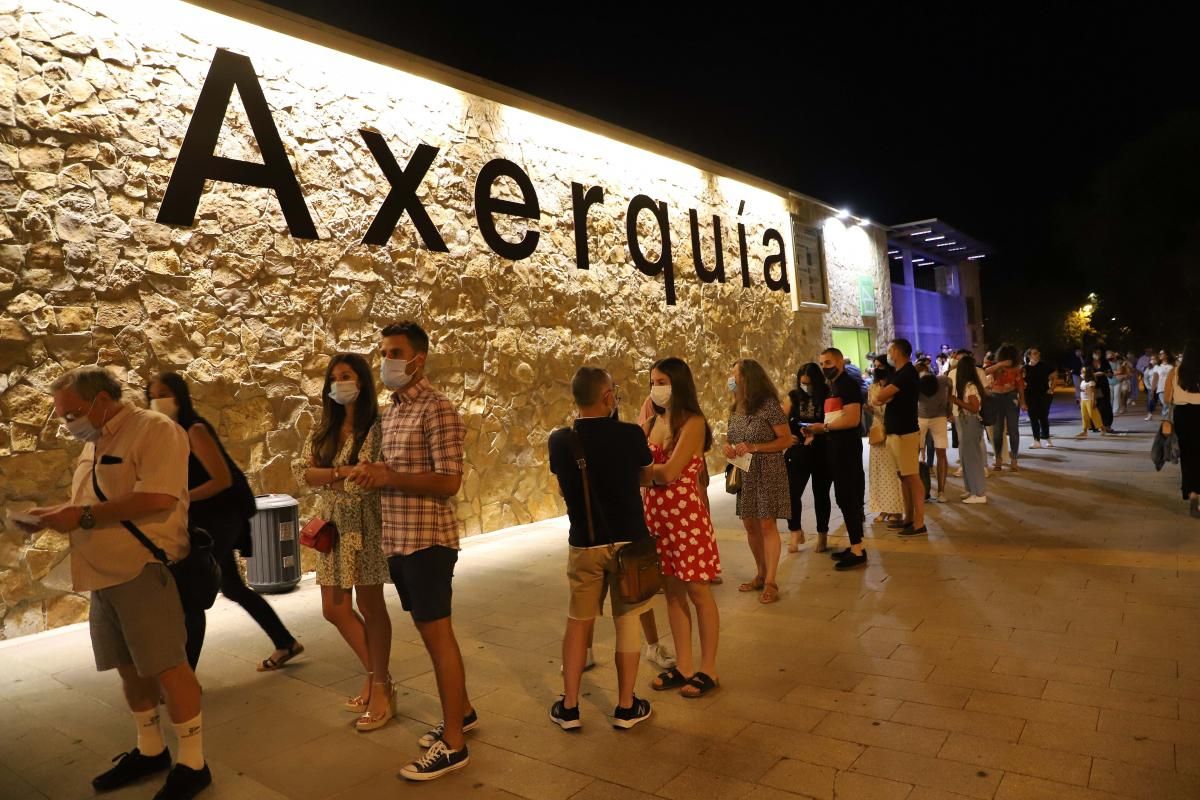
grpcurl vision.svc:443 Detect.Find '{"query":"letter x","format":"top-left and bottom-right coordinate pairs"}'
top-left (359, 130), bottom-right (448, 251)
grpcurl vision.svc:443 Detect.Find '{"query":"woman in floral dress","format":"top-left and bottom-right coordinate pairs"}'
top-left (294, 353), bottom-right (393, 731)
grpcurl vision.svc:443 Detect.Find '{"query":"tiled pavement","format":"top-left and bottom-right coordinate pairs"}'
top-left (2, 398), bottom-right (1199, 800)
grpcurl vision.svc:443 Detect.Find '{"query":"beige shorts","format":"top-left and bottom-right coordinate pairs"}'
top-left (886, 431), bottom-right (922, 477)
top-left (90, 564), bottom-right (188, 677)
top-left (566, 543), bottom-right (650, 653)
top-left (918, 417), bottom-right (949, 450)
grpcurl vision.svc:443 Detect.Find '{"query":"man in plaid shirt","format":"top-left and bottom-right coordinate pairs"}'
top-left (349, 321), bottom-right (475, 781)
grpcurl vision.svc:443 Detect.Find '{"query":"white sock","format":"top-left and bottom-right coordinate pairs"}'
top-left (172, 713), bottom-right (204, 770)
top-left (133, 708), bottom-right (165, 756)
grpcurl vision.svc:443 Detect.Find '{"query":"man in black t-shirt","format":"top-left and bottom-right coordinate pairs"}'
top-left (805, 348), bottom-right (867, 570)
top-left (873, 338), bottom-right (927, 535)
top-left (1023, 347), bottom-right (1058, 448)
top-left (546, 367), bottom-right (654, 731)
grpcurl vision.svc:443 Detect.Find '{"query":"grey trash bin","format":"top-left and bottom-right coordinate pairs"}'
top-left (246, 494), bottom-right (301, 593)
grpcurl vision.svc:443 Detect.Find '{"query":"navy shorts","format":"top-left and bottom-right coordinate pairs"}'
top-left (387, 546), bottom-right (458, 622)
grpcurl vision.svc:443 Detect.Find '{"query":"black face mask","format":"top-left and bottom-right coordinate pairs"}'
top-left (822, 367), bottom-right (838, 380)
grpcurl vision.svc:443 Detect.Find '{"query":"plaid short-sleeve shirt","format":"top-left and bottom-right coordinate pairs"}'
top-left (380, 377), bottom-right (466, 555)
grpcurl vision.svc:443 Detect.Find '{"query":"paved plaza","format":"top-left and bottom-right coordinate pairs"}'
top-left (2, 398), bottom-right (1198, 800)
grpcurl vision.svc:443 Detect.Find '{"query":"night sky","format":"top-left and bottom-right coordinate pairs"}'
top-left (262, 2), bottom-right (1197, 353)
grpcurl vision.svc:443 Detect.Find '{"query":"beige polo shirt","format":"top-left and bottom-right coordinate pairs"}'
top-left (68, 404), bottom-right (191, 592)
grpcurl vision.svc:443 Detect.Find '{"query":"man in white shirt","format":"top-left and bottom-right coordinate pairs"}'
top-left (21, 367), bottom-right (210, 800)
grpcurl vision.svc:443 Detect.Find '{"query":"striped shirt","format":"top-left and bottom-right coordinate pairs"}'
top-left (380, 378), bottom-right (465, 555)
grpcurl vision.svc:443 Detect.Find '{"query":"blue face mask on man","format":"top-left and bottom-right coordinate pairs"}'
top-left (65, 397), bottom-right (102, 443)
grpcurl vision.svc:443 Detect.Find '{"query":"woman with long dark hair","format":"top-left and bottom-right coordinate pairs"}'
top-left (949, 355), bottom-right (989, 503)
top-left (782, 362), bottom-right (833, 553)
top-left (1165, 340), bottom-right (1200, 517)
top-left (642, 357), bottom-right (722, 697)
top-left (867, 360), bottom-right (904, 524)
top-left (146, 373), bottom-right (302, 671)
top-left (985, 343), bottom-right (1026, 471)
top-left (292, 353), bottom-right (394, 731)
top-left (724, 359), bottom-right (792, 605)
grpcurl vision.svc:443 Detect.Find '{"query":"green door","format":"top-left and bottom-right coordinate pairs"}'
top-left (832, 327), bottom-right (874, 371)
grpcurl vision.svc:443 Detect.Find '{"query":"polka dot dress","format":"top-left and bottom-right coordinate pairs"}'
top-left (644, 443), bottom-right (721, 582)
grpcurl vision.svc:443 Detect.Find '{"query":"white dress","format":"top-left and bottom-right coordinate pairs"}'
top-left (867, 384), bottom-right (905, 515)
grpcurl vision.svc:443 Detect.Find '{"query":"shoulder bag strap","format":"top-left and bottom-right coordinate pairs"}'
top-left (566, 426), bottom-right (596, 546)
top-left (90, 452), bottom-right (171, 565)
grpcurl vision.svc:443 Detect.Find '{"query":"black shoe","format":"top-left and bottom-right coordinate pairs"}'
top-left (829, 548), bottom-right (854, 560)
top-left (550, 697), bottom-right (581, 730)
top-left (93, 748), bottom-right (171, 792)
top-left (152, 763), bottom-right (211, 800)
top-left (899, 526), bottom-right (928, 537)
top-left (834, 552), bottom-right (868, 570)
top-left (400, 740), bottom-right (469, 781)
top-left (418, 708), bottom-right (480, 748)
top-left (612, 696), bottom-right (652, 729)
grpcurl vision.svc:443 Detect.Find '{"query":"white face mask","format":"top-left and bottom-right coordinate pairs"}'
top-left (380, 357), bottom-right (413, 390)
top-left (649, 385), bottom-right (672, 408)
top-left (798, 382), bottom-right (811, 395)
top-left (150, 397), bottom-right (179, 420)
top-left (64, 397), bottom-right (102, 442)
top-left (328, 381), bottom-right (360, 405)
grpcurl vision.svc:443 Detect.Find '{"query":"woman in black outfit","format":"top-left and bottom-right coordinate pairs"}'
top-left (1090, 349), bottom-right (1114, 432)
top-left (147, 372), bottom-right (302, 671)
top-left (782, 362), bottom-right (833, 554)
top-left (1165, 340), bottom-right (1200, 517)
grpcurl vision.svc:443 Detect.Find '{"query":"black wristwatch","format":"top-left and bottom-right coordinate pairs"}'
top-left (79, 505), bottom-right (95, 530)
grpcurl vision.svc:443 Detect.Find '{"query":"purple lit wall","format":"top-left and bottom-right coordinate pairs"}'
top-left (892, 283), bottom-right (969, 354)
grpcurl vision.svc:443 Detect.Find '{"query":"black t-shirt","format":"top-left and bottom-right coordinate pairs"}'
top-left (548, 417), bottom-right (652, 547)
top-left (884, 362), bottom-right (920, 435)
top-left (825, 372), bottom-right (862, 444)
top-left (1025, 362), bottom-right (1055, 395)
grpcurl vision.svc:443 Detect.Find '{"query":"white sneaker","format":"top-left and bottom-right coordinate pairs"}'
top-left (1145, 415), bottom-right (1153, 421)
top-left (963, 495), bottom-right (988, 504)
top-left (1045, 439), bottom-right (1055, 448)
top-left (1031, 441), bottom-right (1042, 449)
top-left (644, 642), bottom-right (676, 670)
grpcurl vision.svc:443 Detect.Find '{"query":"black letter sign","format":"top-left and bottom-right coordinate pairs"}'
top-left (689, 209), bottom-right (725, 283)
top-left (359, 131), bottom-right (448, 251)
top-left (474, 159), bottom-right (541, 260)
top-left (762, 228), bottom-right (790, 292)
top-left (157, 49), bottom-right (317, 239)
top-left (571, 182), bottom-right (605, 270)
top-left (627, 195), bottom-right (676, 306)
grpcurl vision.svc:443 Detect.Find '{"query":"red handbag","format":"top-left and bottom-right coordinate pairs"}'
top-left (300, 517), bottom-right (338, 553)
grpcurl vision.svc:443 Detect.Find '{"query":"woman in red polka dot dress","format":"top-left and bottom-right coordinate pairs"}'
top-left (641, 357), bottom-right (722, 698)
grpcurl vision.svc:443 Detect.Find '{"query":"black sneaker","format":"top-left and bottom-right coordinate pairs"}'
top-left (92, 748), bottom-right (171, 792)
top-left (899, 526), bottom-right (928, 537)
top-left (834, 551), bottom-right (868, 570)
top-left (612, 696), bottom-right (652, 729)
top-left (400, 740), bottom-right (469, 781)
top-left (418, 708), bottom-right (480, 748)
top-left (829, 548), bottom-right (854, 561)
top-left (550, 697), bottom-right (581, 730)
top-left (151, 763), bottom-right (211, 800)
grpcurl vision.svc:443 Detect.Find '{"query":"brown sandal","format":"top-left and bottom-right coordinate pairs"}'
top-left (759, 583), bottom-right (780, 604)
top-left (738, 576), bottom-right (765, 593)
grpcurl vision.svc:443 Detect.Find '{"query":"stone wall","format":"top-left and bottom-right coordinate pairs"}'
top-left (0, 0), bottom-right (892, 638)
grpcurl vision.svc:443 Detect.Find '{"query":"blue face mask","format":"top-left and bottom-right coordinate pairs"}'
top-left (65, 397), bottom-right (102, 442)
top-left (727, 377), bottom-right (738, 393)
top-left (380, 357), bottom-right (413, 390)
top-left (328, 381), bottom-right (360, 405)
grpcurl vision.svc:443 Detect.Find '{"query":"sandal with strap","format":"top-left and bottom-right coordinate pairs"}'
top-left (759, 582), bottom-right (780, 605)
top-left (257, 641), bottom-right (304, 672)
top-left (738, 576), bottom-right (765, 593)
top-left (681, 671), bottom-right (720, 698)
top-left (651, 668), bottom-right (688, 691)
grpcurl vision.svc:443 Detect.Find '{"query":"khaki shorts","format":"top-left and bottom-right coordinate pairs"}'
top-left (886, 431), bottom-right (922, 477)
top-left (566, 543), bottom-right (650, 654)
top-left (918, 417), bottom-right (949, 450)
top-left (90, 564), bottom-right (188, 677)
